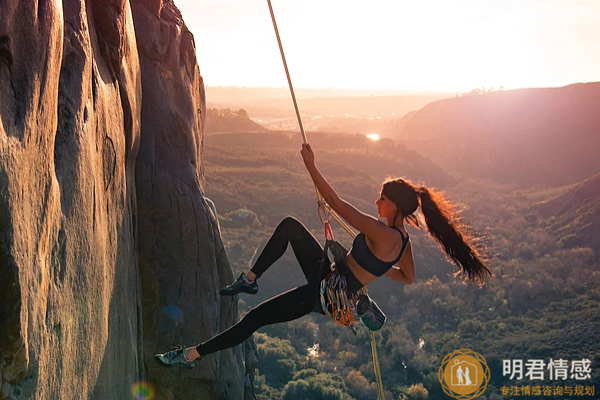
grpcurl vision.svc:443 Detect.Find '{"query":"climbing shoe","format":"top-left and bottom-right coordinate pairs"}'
top-left (220, 272), bottom-right (259, 295)
top-left (154, 345), bottom-right (198, 369)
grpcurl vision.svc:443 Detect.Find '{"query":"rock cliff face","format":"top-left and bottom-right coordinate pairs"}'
top-left (0, 0), bottom-right (142, 398)
top-left (131, 1), bottom-right (249, 399)
top-left (0, 1), bottom-right (252, 399)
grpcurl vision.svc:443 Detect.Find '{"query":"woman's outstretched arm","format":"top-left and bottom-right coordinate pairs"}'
top-left (300, 144), bottom-right (389, 240)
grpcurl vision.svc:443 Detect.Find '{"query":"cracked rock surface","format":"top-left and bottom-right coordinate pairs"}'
top-left (0, 1), bottom-right (255, 399)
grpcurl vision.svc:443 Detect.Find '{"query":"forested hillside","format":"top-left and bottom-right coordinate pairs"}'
top-left (530, 174), bottom-right (600, 255)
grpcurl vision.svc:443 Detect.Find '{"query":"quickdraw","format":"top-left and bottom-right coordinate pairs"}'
top-left (319, 263), bottom-right (367, 328)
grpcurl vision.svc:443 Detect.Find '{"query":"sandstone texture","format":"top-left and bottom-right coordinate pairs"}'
top-left (131, 1), bottom-right (250, 399)
top-left (0, 1), bottom-right (254, 399)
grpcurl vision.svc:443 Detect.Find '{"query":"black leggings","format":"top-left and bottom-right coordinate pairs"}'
top-left (196, 217), bottom-right (326, 356)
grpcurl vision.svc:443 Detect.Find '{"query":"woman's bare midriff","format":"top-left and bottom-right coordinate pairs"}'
top-left (344, 253), bottom-right (378, 286)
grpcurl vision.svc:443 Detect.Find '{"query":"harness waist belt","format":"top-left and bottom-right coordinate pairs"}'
top-left (331, 259), bottom-right (364, 293)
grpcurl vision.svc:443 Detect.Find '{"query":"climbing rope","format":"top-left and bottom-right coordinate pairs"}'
top-left (266, 2), bottom-right (385, 398)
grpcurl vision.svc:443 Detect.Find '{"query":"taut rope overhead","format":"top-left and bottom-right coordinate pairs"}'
top-left (266, 2), bottom-right (385, 398)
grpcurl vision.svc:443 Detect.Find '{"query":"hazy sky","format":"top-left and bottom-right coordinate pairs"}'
top-left (175, 0), bottom-right (600, 92)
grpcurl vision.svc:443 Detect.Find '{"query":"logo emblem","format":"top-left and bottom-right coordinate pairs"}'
top-left (438, 349), bottom-right (490, 400)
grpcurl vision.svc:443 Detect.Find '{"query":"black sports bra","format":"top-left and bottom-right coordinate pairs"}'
top-left (350, 226), bottom-right (409, 277)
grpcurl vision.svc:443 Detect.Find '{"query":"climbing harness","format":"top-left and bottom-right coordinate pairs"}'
top-left (318, 240), bottom-right (360, 328)
top-left (266, 3), bottom-right (387, 397)
top-left (317, 229), bottom-right (387, 332)
top-left (320, 267), bottom-right (359, 326)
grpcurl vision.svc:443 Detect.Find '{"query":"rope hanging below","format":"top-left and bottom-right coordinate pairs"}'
top-left (265, 2), bottom-right (385, 399)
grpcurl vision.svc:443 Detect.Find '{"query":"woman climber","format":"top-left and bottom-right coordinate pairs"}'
top-left (154, 143), bottom-right (491, 368)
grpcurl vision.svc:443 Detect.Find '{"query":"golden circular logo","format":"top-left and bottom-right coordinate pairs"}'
top-left (437, 349), bottom-right (490, 400)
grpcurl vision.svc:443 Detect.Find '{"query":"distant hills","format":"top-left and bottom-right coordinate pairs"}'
top-left (206, 85), bottom-right (452, 103)
top-left (238, 94), bottom-right (451, 118)
top-left (204, 131), bottom-right (456, 221)
top-left (205, 108), bottom-right (268, 133)
top-left (205, 83), bottom-right (600, 189)
top-left (205, 86), bottom-right (451, 132)
top-left (397, 82), bottom-right (600, 187)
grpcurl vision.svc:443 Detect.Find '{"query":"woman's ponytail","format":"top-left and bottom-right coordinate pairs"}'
top-left (418, 186), bottom-right (491, 286)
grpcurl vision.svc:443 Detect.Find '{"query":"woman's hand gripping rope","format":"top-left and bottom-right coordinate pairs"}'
top-left (300, 143), bottom-right (315, 169)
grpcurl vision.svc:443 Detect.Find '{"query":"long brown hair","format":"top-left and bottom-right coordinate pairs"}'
top-left (382, 177), bottom-right (491, 286)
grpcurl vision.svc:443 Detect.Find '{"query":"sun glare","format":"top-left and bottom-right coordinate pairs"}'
top-left (176, 0), bottom-right (600, 92)
top-left (366, 134), bottom-right (380, 141)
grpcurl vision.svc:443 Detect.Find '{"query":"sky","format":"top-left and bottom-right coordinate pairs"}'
top-left (174, 0), bottom-right (600, 93)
